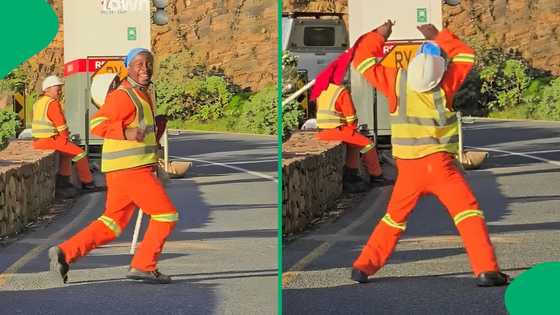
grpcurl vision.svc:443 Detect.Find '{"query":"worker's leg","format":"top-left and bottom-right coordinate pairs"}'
top-left (58, 171), bottom-right (135, 264)
top-left (125, 167), bottom-right (178, 272)
top-left (59, 155), bottom-right (72, 177)
top-left (353, 161), bottom-right (421, 275)
top-left (427, 154), bottom-right (499, 276)
top-left (33, 138), bottom-right (71, 178)
top-left (33, 137), bottom-right (93, 184)
top-left (346, 145), bottom-right (360, 169)
top-left (338, 127), bottom-right (382, 177)
top-left (53, 140), bottom-right (93, 184)
top-left (318, 127), bottom-right (382, 176)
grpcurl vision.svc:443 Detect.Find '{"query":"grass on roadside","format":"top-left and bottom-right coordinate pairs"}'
top-left (167, 118), bottom-right (255, 134)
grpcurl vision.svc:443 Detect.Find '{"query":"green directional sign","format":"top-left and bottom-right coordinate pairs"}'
top-left (127, 27), bottom-right (137, 41)
top-left (417, 8), bottom-right (428, 23)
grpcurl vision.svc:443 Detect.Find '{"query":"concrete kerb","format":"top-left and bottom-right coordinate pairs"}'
top-left (167, 128), bottom-right (276, 138)
top-left (466, 116), bottom-right (560, 124)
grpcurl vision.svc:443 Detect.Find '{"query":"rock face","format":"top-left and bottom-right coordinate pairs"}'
top-left (282, 132), bottom-right (345, 235)
top-left (283, 0), bottom-right (560, 75)
top-left (23, 0), bottom-right (277, 92)
top-left (0, 141), bottom-right (56, 237)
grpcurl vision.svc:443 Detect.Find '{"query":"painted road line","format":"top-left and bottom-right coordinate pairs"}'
top-left (170, 155), bottom-right (278, 183)
top-left (283, 186), bottom-right (392, 287)
top-left (0, 194), bottom-right (99, 288)
top-left (466, 146), bottom-right (560, 167)
top-left (194, 159), bottom-right (278, 167)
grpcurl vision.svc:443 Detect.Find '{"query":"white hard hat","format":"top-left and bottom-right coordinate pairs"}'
top-left (91, 73), bottom-right (119, 107)
top-left (42, 75), bottom-right (64, 91)
top-left (407, 54), bottom-right (446, 92)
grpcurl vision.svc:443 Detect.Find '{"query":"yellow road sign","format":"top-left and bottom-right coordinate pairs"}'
top-left (92, 60), bottom-right (128, 81)
top-left (380, 42), bottom-right (422, 69)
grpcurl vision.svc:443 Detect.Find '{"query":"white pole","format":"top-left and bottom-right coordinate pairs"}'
top-left (281, 79), bottom-right (316, 107)
top-left (163, 128), bottom-right (169, 173)
top-left (130, 209), bottom-right (143, 254)
top-left (457, 112), bottom-right (464, 165)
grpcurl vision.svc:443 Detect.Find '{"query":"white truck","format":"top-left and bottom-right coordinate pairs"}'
top-left (282, 12), bottom-right (349, 84)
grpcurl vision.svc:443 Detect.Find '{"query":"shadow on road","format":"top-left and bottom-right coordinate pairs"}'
top-left (283, 274), bottom-right (508, 315)
top-left (0, 280), bottom-right (218, 314)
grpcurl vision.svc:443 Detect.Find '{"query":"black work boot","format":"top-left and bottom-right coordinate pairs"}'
top-left (81, 182), bottom-right (106, 193)
top-left (351, 268), bottom-right (369, 283)
top-left (56, 175), bottom-right (74, 189)
top-left (370, 175), bottom-right (394, 186)
top-left (126, 268), bottom-right (172, 284)
top-left (48, 246), bottom-right (69, 284)
top-left (476, 271), bottom-right (510, 287)
top-left (343, 167), bottom-right (369, 193)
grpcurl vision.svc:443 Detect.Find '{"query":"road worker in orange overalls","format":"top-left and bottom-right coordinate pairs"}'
top-left (32, 75), bottom-right (101, 193)
top-left (350, 21), bottom-right (509, 286)
top-left (48, 48), bottom-right (177, 284)
top-left (311, 50), bottom-right (389, 193)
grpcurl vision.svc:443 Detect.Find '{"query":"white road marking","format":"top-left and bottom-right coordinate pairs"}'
top-left (0, 194), bottom-right (99, 288)
top-left (170, 155), bottom-right (278, 183)
top-left (466, 146), bottom-right (560, 167)
top-left (283, 186), bottom-right (392, 286)
top-left (194, 159), bottom-right (278, 167)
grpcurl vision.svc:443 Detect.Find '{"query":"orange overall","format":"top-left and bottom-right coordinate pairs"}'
top-left (352, 30), bottom-right (500, 276)
top-left (32, 97), bottom-right (93, 184)
top-left (59, 80), bottom-right (178, 272)
top-left (316, 87), bottom-right (382, 177)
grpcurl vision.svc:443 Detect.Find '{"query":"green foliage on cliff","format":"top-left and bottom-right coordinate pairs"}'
top-left (454, 44), bottom-right (560, 121)
top-left (154, 53), bottom-right (277, 135)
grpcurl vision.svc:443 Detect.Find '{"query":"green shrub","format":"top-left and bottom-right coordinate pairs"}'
top-left (532, 77), bottom-right (560, 120)
top-left (239, 85), bottom-right (278, 135)
top-left (453, 44), bottom-right (551, 117)
top-left (0, 110), bottom-right (20, 150)
top-left (186, 75), bottom-right (232, 122)
top-left (281, 51), bottom-right (305, 139)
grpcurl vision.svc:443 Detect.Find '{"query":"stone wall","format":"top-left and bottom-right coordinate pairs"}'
top-left (0, 141), bottom-right (56, 237)
top-left (282, 132), bottom-right (345, 235)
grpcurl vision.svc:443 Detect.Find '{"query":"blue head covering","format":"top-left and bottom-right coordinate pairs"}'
top-left (417, 42), bottom-right (442, 57)
top-left (124, 48), bottom-right (151, 67)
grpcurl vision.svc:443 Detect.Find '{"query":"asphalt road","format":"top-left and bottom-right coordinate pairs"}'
top-left (0, 131), bottom-right (278, 315)
top-left (283, 118), bottom-right (560, 315)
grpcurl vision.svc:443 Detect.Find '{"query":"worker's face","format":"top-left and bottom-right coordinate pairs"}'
top-left (45, 85), bottom-right (63, 100)
top-left (128, 53), bottom-right (154, 86)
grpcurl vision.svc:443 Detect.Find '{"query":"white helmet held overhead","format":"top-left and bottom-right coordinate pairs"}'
top-left (42, 75), bottom-right (64, 92)
top-left (407, 42), bottom-right (447, 93)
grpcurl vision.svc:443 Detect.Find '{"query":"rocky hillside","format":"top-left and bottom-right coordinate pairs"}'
top-left (24, 0), bottom-right (277, 92)
top-left (283, 0), bottom-right (560, 76)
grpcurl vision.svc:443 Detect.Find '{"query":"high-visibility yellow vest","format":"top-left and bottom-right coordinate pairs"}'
top-left (32, 96), bottom-right (59, 138)
top-left (390, 69), bottom-right (459, 159)
top-left (100, 88), bottom-right (158, 173)
top-left (316, 84), bottom-right (346, 129)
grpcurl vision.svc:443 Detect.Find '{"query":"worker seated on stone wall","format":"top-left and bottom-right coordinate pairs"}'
top-left (32, 75), bottom-right (103, 195)
top-left (309, 50), bottom-right (390, 193)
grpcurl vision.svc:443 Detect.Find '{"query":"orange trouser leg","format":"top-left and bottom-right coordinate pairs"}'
top-left (59, 155), bottom-right (72, 177)
top-left (58, 178), bottom-right (136, 263)
top-left (427, 156), bottom-right (499, 276)
top-left (353, 162), bottom-right (421, 275)
top-left (33, 138), bottom-right (93, 183)
top-left (317, 126), bottom-right (382, 176)
top-left (346, 145), bottom-right (360, 169)
top-left (59, 166), bottom-right (177, 271)
top-left (123, 168), bottom-right (178, 272)
top-left (361, 148), bottom-right (382, 177)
